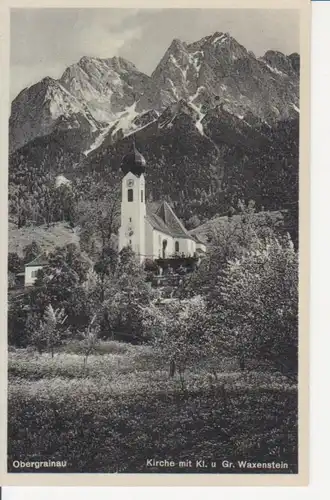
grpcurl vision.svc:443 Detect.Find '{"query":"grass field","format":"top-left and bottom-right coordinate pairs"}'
top-left (8, 221), bottom-right (79, 257)
top-left (8, 341), bottom-right (298, 473)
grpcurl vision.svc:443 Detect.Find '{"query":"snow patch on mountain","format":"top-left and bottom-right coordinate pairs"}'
top-left (190, 86), bottom-right (205, 103)
top-left (44, 81), bottom-right (101, 133)
top-left (188, 99), bottom-right (206, 136)
top-left (170, 55), bottom-right (187, 81)
top-left (182, 66), bottom-right (188, 79)
top-left (187, 88), bottom-right (207, 135)
top-left (189, 51), bottom-right (204, 74)
top-left (212, 34), bottom-right (227, 45)
top-left (84, 102), bottom-right (146, 156)
top-left (195, 118), bottom-right (205, 136)
top-left (168, 79), bottom-right (180, 100)
top-left (46, 84), bottom-right (80, 119)
top-left (261, 60), bottom-right (286, 76)
top-left (83, 123), bottom-right (114, 156)
top-left (126, 117), bottom-right (158, 137)
top-left (111, 102), bottom-right (139, 137)
top-left (291, 103), bottom-right (300, 113)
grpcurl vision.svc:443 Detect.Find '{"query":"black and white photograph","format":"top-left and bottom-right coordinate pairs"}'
top-left (5, 3), bottom-right (306, 481)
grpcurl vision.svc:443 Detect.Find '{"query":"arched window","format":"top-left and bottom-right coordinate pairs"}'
top-left (127, 189), bottom-right (133, 202)
top-left (175, 241), bottom-right (180, 253)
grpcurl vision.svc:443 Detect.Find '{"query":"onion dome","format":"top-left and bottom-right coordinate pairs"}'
top-left (121, 144), bottom-right (146, 177)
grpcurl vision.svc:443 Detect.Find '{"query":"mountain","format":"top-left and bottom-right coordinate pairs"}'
top-left (8, 31), bottom-right (299, 233)
top-left (73, 101), bottom-right (298, 225)
top-left (151, 32), bottom-right (299, 123)
top-left (9, 77), bottom-right (100, 152)
top-left (9, 56), bottom-right (159, 153)
top-left (60, 56), bottom-right (157, 122)
top-left (10, 32), bottom-right (299, 154)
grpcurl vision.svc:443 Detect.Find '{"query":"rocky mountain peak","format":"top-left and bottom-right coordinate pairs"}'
top-left (151, 38), bottom-right (189, 78)
top-left (9, 75), bottom-right (98, 152)
top-left (261, 50), bottom-right (296, 76)
top-left (40, 76), bottom-right (58, 87)
top-left (10, 30), bottom-right (300, 155)
top-left (168, 38), bottom-right (187, 52)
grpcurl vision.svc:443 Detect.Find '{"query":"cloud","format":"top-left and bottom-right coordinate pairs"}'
top-left (76, 22), bottom-right (142, 59)
top-left (10, 8), bottom-right (299, 101)
top-left (10, 8), bottom-right (142, 99)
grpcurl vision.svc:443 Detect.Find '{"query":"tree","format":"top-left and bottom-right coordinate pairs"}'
top-left (56, 183), bottom-right (77, 224)
top-left (8, 296), bottom-right (32, 347)
top-left (186, 214), bottom-right (201, 230)
top-left (181, 201), bottom-right (283, 300)
top-left (81, 315), bottom-right (100, 370)
top-left (210, 234), bottom-right (298, 379)
top-left (142, 296), bottom-right (210, 388)
top-left (30, 304), bottom-right (67, 356)
top-left (94, 247), bottom-right (118, 302)
top-left (78, 185), bottom-right (120, 259)
top-left (8, 252), bottom-right (22, 274)
top-left (23, 241), bottom-right (41, 264)
top-left (8, 272), bottom-right (17, 289)
top-left (47, 243), bottom-right (90, 283)
top-left (97, 247), bottom-right (155, 342)
top-left (28, 245), bottom-right (91, 333)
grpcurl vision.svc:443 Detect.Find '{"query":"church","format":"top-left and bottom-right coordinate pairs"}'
top-left (118, 146), bottom-right (206, 263)
top-left (20, 145), bottom-right (206, 288)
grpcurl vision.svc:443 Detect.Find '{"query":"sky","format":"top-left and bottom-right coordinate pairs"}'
top-left (10, 8), bottom-right (300, 100)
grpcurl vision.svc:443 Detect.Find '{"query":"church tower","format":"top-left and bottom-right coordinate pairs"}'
top-left (118, 143), bottom-right (146, 262)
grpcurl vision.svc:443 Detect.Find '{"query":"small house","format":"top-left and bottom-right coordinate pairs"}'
top-left (24, 254), bottom-right (48, 287)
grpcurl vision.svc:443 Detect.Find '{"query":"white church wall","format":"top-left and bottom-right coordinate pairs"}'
top-left (145, 231), bottom-right (198, 260)
top-left (175, 238), bottom-right (196, 257)
top-left (188, 238), bottom-right (197, 256)
top-left (152, 230), bottom-right (175, 259)
top-left (145, 221), bottom-right (155, 259)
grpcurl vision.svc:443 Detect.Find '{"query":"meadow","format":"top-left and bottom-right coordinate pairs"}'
top-left (8, 341), bottom-right (298, 473)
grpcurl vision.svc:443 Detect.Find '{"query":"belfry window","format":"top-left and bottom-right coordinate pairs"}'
top-left (141, 190), bottom-right (144, 203)
top-left (128, 189), bottom-right (133, 202)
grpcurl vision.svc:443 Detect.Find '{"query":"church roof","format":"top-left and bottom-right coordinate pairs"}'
top-left (146, 212), bottom-right (174, 237)
top-left (146, 201), bottom-right (194, 240)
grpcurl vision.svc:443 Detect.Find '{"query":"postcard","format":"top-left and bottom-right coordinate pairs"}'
top-left (0, 0), bottom-right (310, 486)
